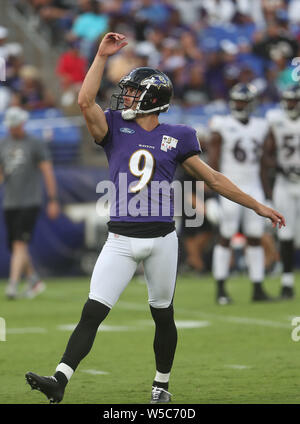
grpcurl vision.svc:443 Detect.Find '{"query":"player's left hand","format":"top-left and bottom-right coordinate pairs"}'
top-left (254, 203), bottom-right (285, 229)
top-left (47, 200), bottom-right (60, 220)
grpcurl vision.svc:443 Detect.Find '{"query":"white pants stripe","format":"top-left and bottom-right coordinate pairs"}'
top-left (89, 231), bottom-right (178, 309)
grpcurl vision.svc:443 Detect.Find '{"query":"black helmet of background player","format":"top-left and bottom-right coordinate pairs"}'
top-left (281, 84), bottom-right (300, 120)
top-left (111, 67), bottom-right (173, 120)
top-left (229, 83), bottom-right (258, 122)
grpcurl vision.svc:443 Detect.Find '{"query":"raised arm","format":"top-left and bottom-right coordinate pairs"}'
top-left (78, 33), bottom-right (128, 144)
top-left (181, 155), bottom-right (285, 229)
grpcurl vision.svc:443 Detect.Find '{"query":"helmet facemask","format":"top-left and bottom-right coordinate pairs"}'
top-left (229, 83), bottom-right (257, 122)
top-left (229, 99), bottom-right (254, 121)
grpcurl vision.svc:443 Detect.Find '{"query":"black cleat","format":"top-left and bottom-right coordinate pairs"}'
top-left (279, 286), bottom-right (295, 300)
top-left (25, 372), bottom-right (64, 403)
top-left (150, 386), bottom-right (172, 404)
top-left (252, 289), bottom-right (274, 302)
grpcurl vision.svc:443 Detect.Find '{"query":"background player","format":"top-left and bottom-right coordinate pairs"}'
top-left (209, 83), bottom-right (273, 305)
top-left (25, 33), bottom-right (285, 405)
top-left (262, 84), bottom-right (300, 299)
top-left (0, 106), bottom-right (60, 299)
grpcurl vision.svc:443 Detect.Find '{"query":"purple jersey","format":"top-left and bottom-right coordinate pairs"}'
top-left (101, 109), bottom-right (201, 222)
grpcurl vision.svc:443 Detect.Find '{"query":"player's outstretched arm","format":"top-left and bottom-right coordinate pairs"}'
top-left (78, 32), bottom-right (127, 143)
top-left (260, 129), bottom-right (276, 201)
top-left (182, 155), bottom-right (285, 229)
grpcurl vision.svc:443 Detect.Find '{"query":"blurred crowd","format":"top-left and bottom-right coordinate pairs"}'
top-left (1, 0), bottom-right (300, 114)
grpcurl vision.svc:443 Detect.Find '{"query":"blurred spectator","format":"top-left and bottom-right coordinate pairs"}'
top-left (70, 0), bottom-right (109, 57)
top-left (56, 38), bottom-right (87, 113)
top-left (181, 63), bottom-right (210, 106)
top-left (0, 87), bottom-right (11, 113)
top-left (180, 31), bottom-right (203, 64)
top-left (200, 0), bottom-right (236, 25)
top-left (288, 0), bottom-right (300, 24)
top-left (223, 64), bottom-right (241, 93)
top-left (163, 8), bottom-right (191, 39)
top-left (261, 0), bottom-right (286, 23)
top-left (17, 65), bottom-right (55, 111)
top-left (134, 27), bottom-right (164, 68)
top-left (56, 38), bottom-right (87, 88)
top-left (252, 17), bottom-right (298, 63)
top-left (159, 38), bottom-right (186, 78)
top-left (173, 0), bottom-right (202, 26)
top-left (260, 64), bottom-right (280, 103)
top-left (234, 0), bottom-right (265, 26)
top-left (133, 0), bottom-right (174, 40)
top-left (205, 50), bottom-right (226, 100)
top-left (33, 0), bottom-right (74, 43)
top-left (5, 44), bottom-right (24, 92)
top-left (0, 26), bottom-right (9, 59)
top-left (105, 41), bottom-right (144, 86)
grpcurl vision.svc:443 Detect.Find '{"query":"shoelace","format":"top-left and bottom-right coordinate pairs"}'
top-left (46, 376), bottom-right (58, 383)
top-left (152, 386), bottom-right (171, 400)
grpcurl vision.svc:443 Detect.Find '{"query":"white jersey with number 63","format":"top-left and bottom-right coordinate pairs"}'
top-left (209, 115), bottom-right (269, 188)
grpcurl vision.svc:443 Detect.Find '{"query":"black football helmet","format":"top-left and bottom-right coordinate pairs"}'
top-left (111, 67), bottom-right (173, 120)
top-left (229, 83), bottom-right (257, 121)
top-left (281, 84), bottom-right (300, 120)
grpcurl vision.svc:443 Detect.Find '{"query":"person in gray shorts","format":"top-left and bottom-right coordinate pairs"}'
top-left (0, 106), bottom-right (60, 299)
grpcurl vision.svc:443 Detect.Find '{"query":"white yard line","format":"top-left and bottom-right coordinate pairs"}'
top-left (224, 364), bottom-right (251, 370)
top-left (6, 327), bottom-right (47, 334)
top-left (57, 324), bottom-right (141, 332)
top-left (81, 369), bottom-right (110, 375)
top-left (117, 301), bottom-right (291, 329)
top-left (139, 320), bottom-right (211, 329)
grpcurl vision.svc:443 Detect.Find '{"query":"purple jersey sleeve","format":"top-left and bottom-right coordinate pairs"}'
top-left (95, 109), bottom-right (114, 147)
top-left (175, 125), bottom-right (201, 163)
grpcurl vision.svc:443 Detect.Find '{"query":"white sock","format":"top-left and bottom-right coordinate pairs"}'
top-left (212, 245), bottom-right (231, 280)
top-left (55, 363), bottom-right (74, 381)
top-left (245, 246), bottom-right (265, 282)
top-left (154, 371), bottom-right (170, 383)
top-left (282, 273), bottom-right (294, 287)
top-left (8, 279), bottom-right (19, 287)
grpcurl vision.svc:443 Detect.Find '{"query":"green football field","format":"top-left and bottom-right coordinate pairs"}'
top-left (0, 272), bottom-right (299, 404)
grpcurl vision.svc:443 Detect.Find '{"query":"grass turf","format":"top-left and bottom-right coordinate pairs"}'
top-left (0, 272), bottom-right (299, 404)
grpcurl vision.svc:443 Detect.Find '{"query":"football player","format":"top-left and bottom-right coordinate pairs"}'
top-left (209, 83), bottom-right (273, 304)
top-left (25, 33), bottom-right (285, 404)
top-left (262, 84), bottom-right (300, 299)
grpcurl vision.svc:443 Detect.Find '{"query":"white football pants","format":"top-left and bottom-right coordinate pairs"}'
top-left (219, 185), bottom-right (265, 239)
top-left (89, 231), bottom-right (178, 309)
top-left (273, 177), bottom-right (300, 241)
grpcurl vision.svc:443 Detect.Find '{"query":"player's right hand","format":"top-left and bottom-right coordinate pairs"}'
top-left (254, 203), bottom-right (285, 229)
top-left (97, 32), bottom-right (128, 57)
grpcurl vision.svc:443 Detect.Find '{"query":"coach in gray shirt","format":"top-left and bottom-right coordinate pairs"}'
top-left (0, 107), bottom-right (60, 299)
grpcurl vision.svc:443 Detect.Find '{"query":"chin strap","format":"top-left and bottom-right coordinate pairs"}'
top-left (122, 104), bottom-right (170, 120)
